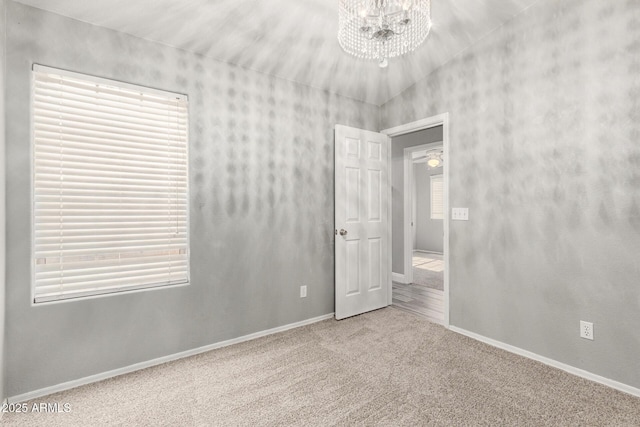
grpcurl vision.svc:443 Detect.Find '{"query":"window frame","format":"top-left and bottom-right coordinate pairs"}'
top-left (31, 64), bottom-right (191, 305)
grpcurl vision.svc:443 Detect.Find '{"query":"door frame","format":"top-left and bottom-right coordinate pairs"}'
top-left (403, 141), bottom-right (443, 286)
top-left (381, 113), bottom-right (450, 327)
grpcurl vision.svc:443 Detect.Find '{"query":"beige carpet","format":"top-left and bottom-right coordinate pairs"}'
top-left (4, 307), bottom-right (640, 426)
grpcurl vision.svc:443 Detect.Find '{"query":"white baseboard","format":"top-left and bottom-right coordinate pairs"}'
top-left (414, 250), bottom-right (443, 255)
top-left (8, 313), bottom-right (335, 404)
top-left (391, 272), bottom-right (408, 284)
top-left (449, 325), bottom-right (640, 399)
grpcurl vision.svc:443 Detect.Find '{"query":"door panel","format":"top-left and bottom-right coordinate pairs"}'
top-left (368, 169), bottom-right (381, 221)
top-left (335, 125), bottom-right (390, 320)
top-left (368, 238), bottom-right (382, 290)
top-left (346, 167), bottom-right (360, 221)
top-left (346, 241), bottom-right (360, 295)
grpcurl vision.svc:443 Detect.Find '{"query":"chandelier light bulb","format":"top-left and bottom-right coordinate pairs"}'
top-left (378, 57), bottom-right (389, 68)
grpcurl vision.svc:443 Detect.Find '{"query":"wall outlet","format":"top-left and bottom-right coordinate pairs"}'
top-left (580, 321), bottom-right (593, 340)
top-left (300, 285), bottom-right (307, 298)
top-left (452, 208), bottom-right (469, 221)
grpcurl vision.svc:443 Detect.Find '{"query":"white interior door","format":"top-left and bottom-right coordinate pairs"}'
top-left (335, 124), bottom-right (390, 320)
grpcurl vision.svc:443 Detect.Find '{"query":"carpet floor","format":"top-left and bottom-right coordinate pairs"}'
top-left (4, 307), bottom-right (640, 426)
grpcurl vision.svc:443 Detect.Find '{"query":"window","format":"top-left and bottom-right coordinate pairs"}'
top-left (430, 174), bottom-right (443, 219)
top-left (32, 65), bottom-right (189, 303)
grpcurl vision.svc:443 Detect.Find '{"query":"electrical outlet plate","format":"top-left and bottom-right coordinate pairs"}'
top-left (300, 285), bottom-right (307, 298)
top-left (580, 321), bottom-right (593, 340)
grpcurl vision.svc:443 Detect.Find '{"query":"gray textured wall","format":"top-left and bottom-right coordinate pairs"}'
top-left (5, 2), bottom-right (379, 396)
top-left (414, 163), bottom-right (443, 253)
top-left (391, 126), bottom-right (443, 274)
top-left (382, 0), bottom-right (640, 388)
top-left (0, 0), bottom-right (6, 404)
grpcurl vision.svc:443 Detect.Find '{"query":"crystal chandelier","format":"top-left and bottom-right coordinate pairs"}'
top-left (338, 0), bottom-right (432, 68)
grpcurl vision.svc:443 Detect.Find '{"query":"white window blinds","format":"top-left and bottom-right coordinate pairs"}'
top-left (32, 65), bottom-right (189, 303)
top-left (430, 174), bottom-right (443, 220)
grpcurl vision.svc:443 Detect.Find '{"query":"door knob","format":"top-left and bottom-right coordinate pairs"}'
top-left (339, 229), bottom-right (348, 236)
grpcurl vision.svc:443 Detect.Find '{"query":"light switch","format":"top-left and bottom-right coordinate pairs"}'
top-left (452, 208), bottom-right (469, 221)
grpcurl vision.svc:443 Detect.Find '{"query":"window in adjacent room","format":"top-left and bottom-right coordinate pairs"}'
top-left (430, 174), bottom-right (443, 220)
top-left (32, 65), bottom-right (189, 303)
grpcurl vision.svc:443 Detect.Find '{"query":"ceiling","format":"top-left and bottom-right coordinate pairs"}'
top-left (14, 0), bottom-right (540, 105)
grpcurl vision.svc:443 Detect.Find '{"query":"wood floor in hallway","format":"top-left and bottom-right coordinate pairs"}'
top-left (392, 252), bottom-right (444, 324)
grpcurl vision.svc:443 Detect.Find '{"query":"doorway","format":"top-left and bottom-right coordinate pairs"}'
top-left (381, 114), bottom-right (450, 326)
top-left (395, 143), bottom-right (444, 323)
